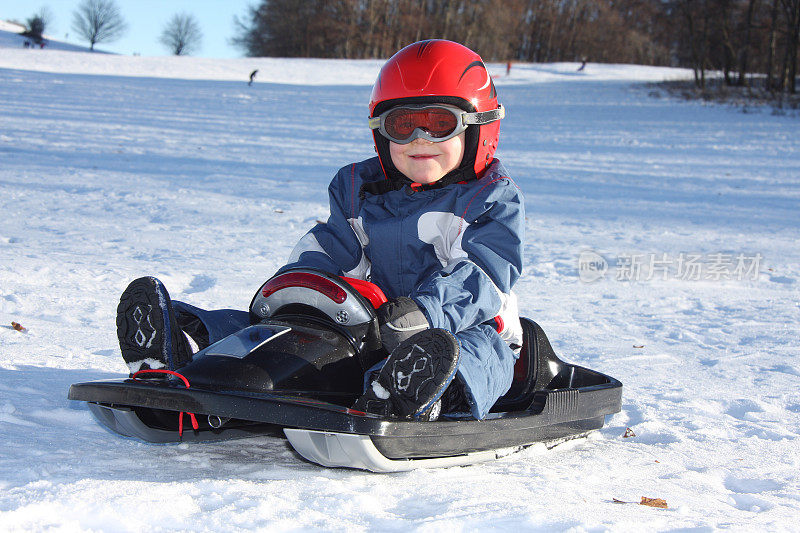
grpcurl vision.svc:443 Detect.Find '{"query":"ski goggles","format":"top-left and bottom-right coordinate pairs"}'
top-left (368, 104), bottom-right (505, 144)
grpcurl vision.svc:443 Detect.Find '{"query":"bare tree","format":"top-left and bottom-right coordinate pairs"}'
top-left (71, 0), bottom-right (127, 51)
top-left (23, 7), bottom-right (53, 44)
top-left (159, 13), bottom-right (203, 55)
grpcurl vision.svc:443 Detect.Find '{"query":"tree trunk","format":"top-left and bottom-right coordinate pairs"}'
top-left (766, 0), bottom-right (780, 90)
top-left (682, 0), bottom-right (704, 88)
top-left (784, 0), bottom-right (800, 93)
top-left (737, 0), bottom-right (757, 86)
top-left (776, 0), bottom-right (796, 91)
top-left (719, 0), bottom-right (736, 86)
top-left (700, 2), bottom-right (711, 90)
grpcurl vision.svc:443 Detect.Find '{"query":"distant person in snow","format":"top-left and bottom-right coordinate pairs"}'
top-left (114, 40), bottom-right (522, 422)
top-left (248, 69), bottom-right (258, 86)
top-left (578, 57), bottom-right (587, 72)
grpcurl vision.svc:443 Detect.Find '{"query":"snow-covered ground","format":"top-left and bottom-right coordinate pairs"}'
top-left (1, 43), bottom-right (799, 531)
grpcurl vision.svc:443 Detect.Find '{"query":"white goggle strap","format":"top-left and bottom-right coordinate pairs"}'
top-left (367, 104), bottom-right (505, 130)
top-left (462, 105), bottom-right (505, 126)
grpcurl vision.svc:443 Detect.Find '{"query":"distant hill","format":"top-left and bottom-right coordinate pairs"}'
top-left (0, 19), bottom-right (106, 53)
top-left (0, 18), bottom-right (691, 86)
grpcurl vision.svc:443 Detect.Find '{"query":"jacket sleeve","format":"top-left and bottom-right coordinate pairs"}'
top-left (411, 178), bottom-right (524, 342)
top-left (280, 165), bottom-right (370, 279)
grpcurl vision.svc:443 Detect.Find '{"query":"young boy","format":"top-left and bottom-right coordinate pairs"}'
top-left (116, 40), bottom-right (524, 421)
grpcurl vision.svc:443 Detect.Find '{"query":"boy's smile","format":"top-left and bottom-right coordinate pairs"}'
top-left (389, 133), bottom-right (465, 185)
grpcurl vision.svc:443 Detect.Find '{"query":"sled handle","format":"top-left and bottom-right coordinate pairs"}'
top-left (340, 277), bottom-right (388, 309)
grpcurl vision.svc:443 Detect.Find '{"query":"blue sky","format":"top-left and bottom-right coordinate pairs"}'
top-left (1, 0), bottom-right (255, 57)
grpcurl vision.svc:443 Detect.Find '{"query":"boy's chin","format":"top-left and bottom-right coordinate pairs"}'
top-left (404, 168), bottom-right (447, 184)
top-left (408, 175), bottom-right (443, 185)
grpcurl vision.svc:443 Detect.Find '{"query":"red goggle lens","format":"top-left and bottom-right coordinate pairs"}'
top-left (383, 108), bottom-right (459, 140)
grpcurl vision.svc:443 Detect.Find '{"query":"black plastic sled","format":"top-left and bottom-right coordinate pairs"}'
top-left (69, 269), bottom-right (622, 472)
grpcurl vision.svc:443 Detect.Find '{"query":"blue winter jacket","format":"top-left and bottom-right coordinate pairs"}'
top-left (284, 156), bottom-right (525, 418)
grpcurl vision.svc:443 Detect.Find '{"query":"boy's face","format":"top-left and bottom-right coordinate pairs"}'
top-left (389, 132), bottom-right (465, 185)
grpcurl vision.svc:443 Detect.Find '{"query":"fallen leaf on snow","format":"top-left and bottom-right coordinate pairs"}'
top-left (640, 497), bottom-right (668, 509)
top-left (612, 496), bottom-right (668, 509)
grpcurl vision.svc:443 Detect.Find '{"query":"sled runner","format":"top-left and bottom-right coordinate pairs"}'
top-left (69, 269), bottom-right (622, 472)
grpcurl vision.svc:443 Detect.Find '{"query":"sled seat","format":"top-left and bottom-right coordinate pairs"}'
top-left (492, 318), bottom-right (561, 411)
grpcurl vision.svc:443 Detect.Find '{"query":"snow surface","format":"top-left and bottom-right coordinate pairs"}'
top-left (1, 45), bottom-right (799, 531)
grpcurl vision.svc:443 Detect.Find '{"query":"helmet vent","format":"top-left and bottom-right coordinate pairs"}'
top-left (458, 61), bottom-right (486, 85)
top-left (416, 40), bottom-right (434, 57)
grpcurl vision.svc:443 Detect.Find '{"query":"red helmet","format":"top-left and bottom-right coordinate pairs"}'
top-left (369, 40), bottom-right (503, 181)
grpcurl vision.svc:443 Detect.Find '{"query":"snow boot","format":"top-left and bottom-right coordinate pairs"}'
top-left (353, 328), bottom-right (459, 420)
top-left (116, 277), bottom-right (192, 374)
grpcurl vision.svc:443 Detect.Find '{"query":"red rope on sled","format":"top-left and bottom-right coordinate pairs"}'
top-left (131, 369), bottom-right (199, 439)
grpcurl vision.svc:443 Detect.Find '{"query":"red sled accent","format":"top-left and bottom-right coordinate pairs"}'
top-left (340, 277), bottom-right (388, 309)
top-left (131, 369), bottom-right (199, 438)
top-left (513, 345), bottom-right (528, 382)
top-left (493, 315), bottom-right (505, 333)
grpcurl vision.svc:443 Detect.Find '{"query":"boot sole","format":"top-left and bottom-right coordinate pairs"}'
top-left (116, 277), bottom-right (180, 372)
top-left (383, 329), bottom-right (460, 418)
